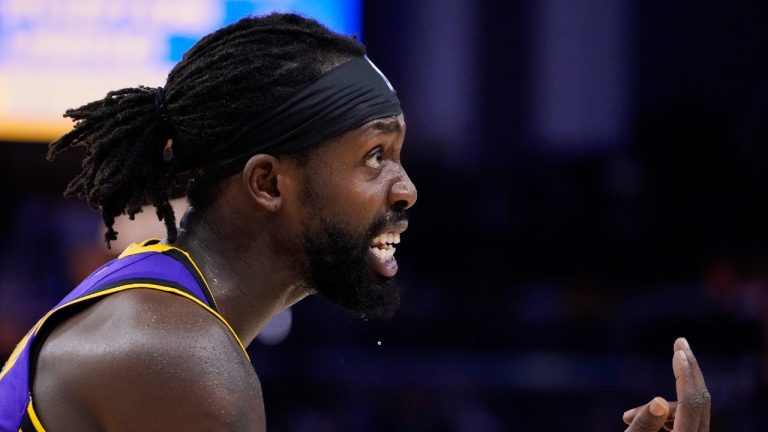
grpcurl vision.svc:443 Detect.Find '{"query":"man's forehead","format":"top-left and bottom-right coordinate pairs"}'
top-left (310, 115), bottom-right (405, 158)
top-left (362, 115), bottom-right (404, 136)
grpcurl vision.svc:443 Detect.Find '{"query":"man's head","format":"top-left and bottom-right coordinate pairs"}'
top-left (49, 13), bottom-right (417, 317)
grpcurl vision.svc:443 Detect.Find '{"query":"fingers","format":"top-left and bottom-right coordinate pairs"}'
top-left (623, 401), bottom-right (677, 425)
top-left (672, 337), bottom-right (711, 432)
top-left (624, 397), bottom-right (670, 432)
top-left (622, 338), bottom-right (711, 432)
top-left (674, 338), bottom-right (706, 391)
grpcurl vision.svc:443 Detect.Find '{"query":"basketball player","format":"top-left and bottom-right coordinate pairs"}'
top-left (0, 13), bottom-right (708, 431)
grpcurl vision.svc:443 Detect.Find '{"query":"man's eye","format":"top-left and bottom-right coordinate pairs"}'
top-left (365, 148), bottom-right (384, 169)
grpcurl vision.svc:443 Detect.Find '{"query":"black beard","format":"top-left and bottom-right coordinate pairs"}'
top-left (300, 212), bottom-right (405, 320)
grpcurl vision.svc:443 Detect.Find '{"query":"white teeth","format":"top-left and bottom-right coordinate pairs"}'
top-left (370, 232), bottom-right (402, 248)
top-left (370, 244), bottom-right (396, 261)
top-left (382, 247), bottom-right (395, 261)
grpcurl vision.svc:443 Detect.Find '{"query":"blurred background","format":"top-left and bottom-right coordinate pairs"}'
top-left (1, 0), bottom-right (768, 430)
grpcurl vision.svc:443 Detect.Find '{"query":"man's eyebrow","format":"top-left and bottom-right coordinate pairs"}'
top-left (368, 118), bottom-right (402, 135)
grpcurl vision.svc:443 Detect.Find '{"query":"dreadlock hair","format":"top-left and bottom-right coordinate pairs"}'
top-left (48, 13), bottom-right (366, 247)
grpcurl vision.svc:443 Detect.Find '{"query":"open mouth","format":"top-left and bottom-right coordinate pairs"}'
top-left (368, 229), bottom-right (404, 277)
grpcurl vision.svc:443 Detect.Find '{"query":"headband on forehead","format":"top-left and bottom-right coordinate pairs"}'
top-left (200, 56), bottom-right (402, 179)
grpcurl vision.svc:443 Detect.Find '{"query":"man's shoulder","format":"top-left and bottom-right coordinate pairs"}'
top-left (39, 288), bottom-right (248, 367)
top-left (33, 288), bottom-right (265, 431)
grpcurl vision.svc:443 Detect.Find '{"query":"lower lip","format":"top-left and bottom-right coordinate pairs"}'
top-left (368, 248), bottom-right (398, 277)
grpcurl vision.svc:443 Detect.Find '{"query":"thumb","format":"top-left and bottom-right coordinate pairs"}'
top-left (625, 397), bottom-right (669, 432)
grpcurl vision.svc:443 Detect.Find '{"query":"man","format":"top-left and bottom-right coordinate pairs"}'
top-left (0, 13), bottom-right (708, 431)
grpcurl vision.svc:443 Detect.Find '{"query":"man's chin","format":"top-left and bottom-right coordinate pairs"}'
top-left (314, 276), bottom-right (402, 320)
top-left (299, 215), bottom-right (405, 320)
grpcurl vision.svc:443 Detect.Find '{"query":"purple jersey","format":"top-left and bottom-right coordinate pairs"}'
top-left (0, 240), bottom-right (246, 432)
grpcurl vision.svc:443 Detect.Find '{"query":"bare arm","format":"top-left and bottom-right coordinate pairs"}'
top-left (33, 289), bottom-right (266, 432)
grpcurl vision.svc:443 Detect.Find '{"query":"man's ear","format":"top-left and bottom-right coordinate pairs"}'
top-left (242, 154), bottom-right (285, 212)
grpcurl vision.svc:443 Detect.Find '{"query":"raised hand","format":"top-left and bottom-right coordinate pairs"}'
top-left (622, 338), bottom-right (710, 432)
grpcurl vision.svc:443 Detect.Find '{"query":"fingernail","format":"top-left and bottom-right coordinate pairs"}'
top-left (649, 397), bottom-right (668, 417)
top-left (622, 408), bottom-right (636, 419)
top-left (677, 349), bottom-right (689, 364)
top-left (680, 337), bottom-right (690, 350)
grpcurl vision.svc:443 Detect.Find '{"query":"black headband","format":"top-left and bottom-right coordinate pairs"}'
top-left (200, 56), bottom-right (402, 179)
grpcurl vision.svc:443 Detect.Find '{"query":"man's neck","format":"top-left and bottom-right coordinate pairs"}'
top-left (172, 207), bottom-right (312, 347)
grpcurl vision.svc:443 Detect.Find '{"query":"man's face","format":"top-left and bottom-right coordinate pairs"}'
top-left (289, 114), bottom-right (417, 319)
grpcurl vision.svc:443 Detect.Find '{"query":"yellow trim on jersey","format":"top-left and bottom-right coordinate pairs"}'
top-left (118, 239), bottom-right (220, 311)
top-left (26, 399), bottom-right (46, 432)
top-left (30, 283), bottom-right (249, 360)
top-left (117, 239), bottom-right (173, 258)
top-left (0, 329), bottom-right (33, 382)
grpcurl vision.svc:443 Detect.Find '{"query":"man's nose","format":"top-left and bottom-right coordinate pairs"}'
top-left (389, 168), bottom-right (417, 211)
